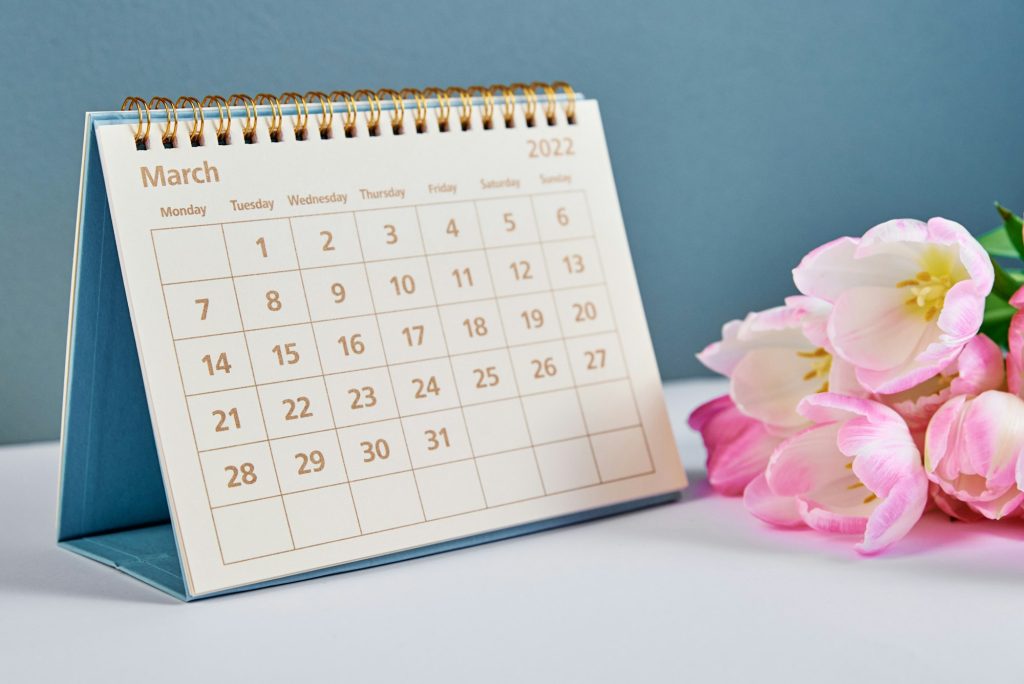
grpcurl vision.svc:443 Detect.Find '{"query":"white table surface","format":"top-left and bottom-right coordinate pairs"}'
top-left (3, 378), bottom-right (1024, 683)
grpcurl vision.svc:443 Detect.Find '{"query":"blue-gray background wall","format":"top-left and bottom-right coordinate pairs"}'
top-left (1, 0), bottom-right (1022, 444)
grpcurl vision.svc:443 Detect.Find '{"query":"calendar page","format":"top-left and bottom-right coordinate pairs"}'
top-left (94, 98), bottom-right (686, 596)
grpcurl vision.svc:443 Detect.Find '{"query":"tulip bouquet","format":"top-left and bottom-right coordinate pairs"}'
top-left (690, 206), bottom-right (1024, 554)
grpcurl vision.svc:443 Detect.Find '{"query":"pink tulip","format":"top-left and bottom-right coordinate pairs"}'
top-left (792, 218), bottom-right (993, 394)
top-left (744, 393), bottom-right (928, 554)
top-left (1006, 285), bottom-right (1024, 396)
top-left (925, 391), bottom-right (1024, 520)
top-left (697, 296), bottom-right (864, 432)
top-left (881, 334), bottom-right (1004, 442)
top-left (689, 395), bottom-right (784, 496)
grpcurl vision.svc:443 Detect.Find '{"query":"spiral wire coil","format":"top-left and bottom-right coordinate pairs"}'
top-left (121, 82), bottom-right (575, 150)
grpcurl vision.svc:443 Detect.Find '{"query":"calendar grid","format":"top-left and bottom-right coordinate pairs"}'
top-left (287, 218), bottom-right (365, 537)
top-left (219, 225), bottom-right (298, 553)
top-left (154, 190), bottom-right (655, 564)
top-left (415, 204), bottom-right (492, 508)
top-left (527, 195), bottom-right (603, 483)
top-left (349, 210), bottom-right (430, 524)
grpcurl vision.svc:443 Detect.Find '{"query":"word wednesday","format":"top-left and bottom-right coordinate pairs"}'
top-left (140, 161), bottom-right (220, 188)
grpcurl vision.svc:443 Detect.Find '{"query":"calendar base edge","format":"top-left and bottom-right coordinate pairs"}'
top-left (59, 490), bottom-right (682, 601)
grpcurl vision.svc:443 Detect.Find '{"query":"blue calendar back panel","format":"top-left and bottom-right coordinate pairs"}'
top-left (58, 120), bottom-right (169, 542)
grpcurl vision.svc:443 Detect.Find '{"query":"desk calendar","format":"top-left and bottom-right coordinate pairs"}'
top-left (59, 84), bottom-right (687, 600)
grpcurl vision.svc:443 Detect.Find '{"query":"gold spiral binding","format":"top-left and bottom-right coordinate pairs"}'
top-left (490, 84), bottom-right (516, 127)
top-left (120, 96), bottom-right (150, 147)
top-left (353, 90), bottom-right (381, 133)
top-left (254, 93), bottom-right (283, 140)
top-left (553, 81), bottom-right (576, 121)
top-left (377, 89), bottom-right (405, 133)
top-left (280, 92), bottom-right (309, 140)
top-left (201, 95), bottom-right (231, 143)
top-left (509, 83), bottom-right (537, 125)
top-left (306, 90), bottom-right (333, 138)
top-left (467, 86), bottom-right (494, 128)
top-left (448, 87), bottom-right (473, 130)
top-left (148, 97), bottom-right (178, 146)
top-left (119, 82), bottom-right (575, 149)
top-left (228, 93), bottom-right (257, 142)
top-left (330, 91), bottom-right (358, 136)
top-left (175, 96), bottom-right (204, 145)
top-left (423, 87), bottom-right (451, 130)
top-left (401, 88), bottom-right (429, 132)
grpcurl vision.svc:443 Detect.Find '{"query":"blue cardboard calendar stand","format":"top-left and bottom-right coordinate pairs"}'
top-left (58, 104), bottom-right (681, 601)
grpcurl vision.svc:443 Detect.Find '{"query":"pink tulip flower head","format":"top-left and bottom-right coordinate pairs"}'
top-left (793, 218), bottom-right (993, 394)
top-left (1006, 285), bottom-right (1024, 396)
top-left (744, 393), bottom-right (929, 554)
top-left (688, 395), bottom-right (785, 496)
top-left (697, 296), bottom-right (863, 433)
top-left (882, 334), bottom-right (1004, 442)
top-left (925, 390), bottom-right (1024, 520)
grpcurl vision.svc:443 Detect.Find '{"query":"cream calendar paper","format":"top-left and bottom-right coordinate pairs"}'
top-left (89, 96), bottom-right (686, 596)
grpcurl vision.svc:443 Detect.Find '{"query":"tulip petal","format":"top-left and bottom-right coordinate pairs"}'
top-left (856, 477), bottom-right (928, 554)
top-left (829, 286), bottom-right (933, 372)
top-left (688, 395), bottom-right (781, 496)
top-left (793, 236), bottom-right (895, 303)
top-left (765, 423), bottom-right (845, 497)
top-left (743, 473), bottom-right (802, 527)
top-left (730, 347), bottom-right (826, 428)
top-left (797, 498), bottom-right (870, 535)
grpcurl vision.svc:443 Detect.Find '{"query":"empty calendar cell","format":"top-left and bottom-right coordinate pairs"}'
top-left (199, 442), bottom-right (281, 508)
top-left (577, 379), bottom-right (640, 433)
top-left (427, 251), bottom-right (495, 304)
top-left (338, 419), bottom-right (412, 481)
top-left (234, 271), bottom-right (311, 330)
top-left (223, 219), bottom-right (298, 276)
top-left (438, 300), bottom-right (505, 355)
top-left (532, 191), bottom-right (593, 241)
top-left (283, 485), bottom-right (361, 548)
top-left (476, 197), bottom-right (539, 247)
top-left (401, 408), bottom-right (473, 468)
top-left (153, 225), bottom-right (230, 284)
top-left (497, 292), bottom-right (561, 346)
top-left (486, 244), bottom-right (551, 296)
top-left (270, 430), bottom-right (348, 493)
top-left (355, 207), bottom-right (424, 261)
top-left (245, 324), bottom-right (323, 384)
top-left (389, 358), bottom-right (460, 416)
top-left (417, 202), bottom-right (482, 253)
top-left (164, 279), bottom-right (241, 339)
top-left (257, 377), bottom-right (335, 439)
top-left (377, 308), bottom-right (447, 363)
top-left (564, 333), bottom-right (627, 385)
top-left (451, 349), bottom-right (518, 405)
top-left (313, 316), bottom-right (386, 374)
top-left (292, 213), bottom-right (363, 268)
top-left (534, 438), bottom-right (600, 493)
top-left (521, 389), bottom-right (586, 444)
top-left (590, 427), bottom-right (653, 482)
top-left (364, 257), bottom-right (436, 313)
top-left (554, 286), bottom-right (615, 337)
top-left (300, 264), bottom-right (375, 321)
top-left (476, 448), bottom-right (545, 506)
top-left (325, 367), bottom-right (398, 426)
top-left (463, 398), bottom-right (531, 456)
top-left (416, 460), bottom-right (486, 519)
top-left (543, 238), bottom-right (604, 289)
top-left (175, 333), bottom-right (254, 395)
top-left (509, 341), bottom-right (574, 396)
top-left (213, 498), bottom-right (293, 563)
top-left (187, 387), bottom-right (267, 451)
top-left (349, 472), bottom-right (425, 534)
